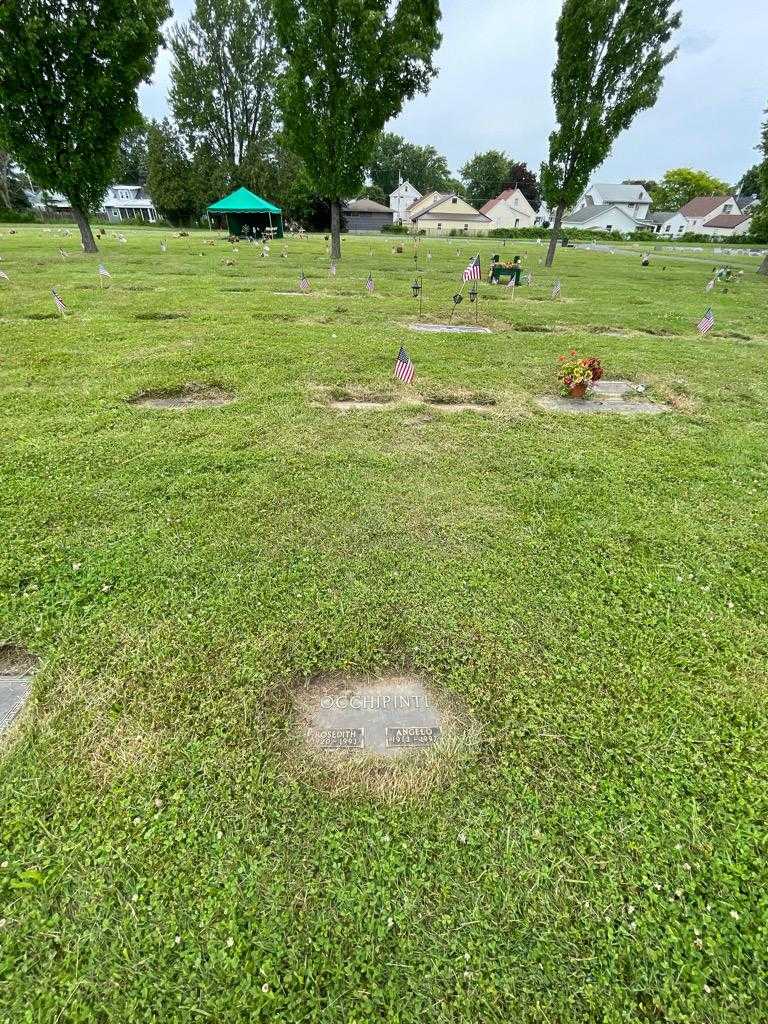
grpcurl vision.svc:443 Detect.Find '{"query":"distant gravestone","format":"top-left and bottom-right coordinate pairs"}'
top-left (0, 645), bottom-right (35, 734)
top-left (303, 676), bottom-right (443, 757)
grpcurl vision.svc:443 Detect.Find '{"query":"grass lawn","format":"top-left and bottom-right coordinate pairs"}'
top-left (1, 224), bottom-right (768, 1022)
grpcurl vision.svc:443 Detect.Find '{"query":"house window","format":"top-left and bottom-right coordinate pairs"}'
top-left (437, 223), bottom-right (442, 231)
top-left (464, 224), bottom-right (468, 230)
top-left (451, 197), bottom-right (457, 204)
top-left (515, 218), bottom-right (519, 228)
top-left (723, 204), bottom-right (732, 214)
top-left (606, 224), bottom-right (612, 232)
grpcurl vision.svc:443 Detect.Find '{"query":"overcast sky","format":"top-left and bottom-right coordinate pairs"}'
top-left (140, 0), bottom-right (768, 186)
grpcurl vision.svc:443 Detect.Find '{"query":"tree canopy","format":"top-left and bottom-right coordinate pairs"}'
top-left (273, 0), bottom-right (441, 259)
top-left (367, 132), bottom-right (451, 198)
top-left (0, 0), bottom-right (169, 251)
top-left (460, 151), bottom-right (541, 211)
top-left (650, 168), bottom-right (731, 210)
top-left (114, 119), bottom-right (150, 185)
top-left (146, 119), bottom-right (198, 225)
top-left (540, 0), bottom-right (681, 266)
top-left (169, 0), bottom-right (279, 170)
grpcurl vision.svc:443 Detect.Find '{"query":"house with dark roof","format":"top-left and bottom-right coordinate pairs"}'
top-left (479, 188), bottom-right (536, 229)
top-left (561, 203), bottom-right (641, 233)
top-left (343, 198), bottom-right (394, 232)
top-left (647, 210), bottom-right (688, 236)
top-left (679, 196), bottom-right (739, 233)
top-left (577, 183), bottom-right (653, 222)
top-left (701, 211), bottom-right (753, 237)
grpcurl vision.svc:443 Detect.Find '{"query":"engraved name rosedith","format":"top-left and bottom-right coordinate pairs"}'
top-left (307, 728), bottom-right (364, 748)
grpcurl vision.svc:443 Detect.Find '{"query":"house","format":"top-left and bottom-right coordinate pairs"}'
top-left (576, 183), bottom-right (653, 223)
top-left (100, 185), bottom-right (158, 223)
top-left (406, 191), bottom-right (492, 236)
top-left (561, 204), bottom-right (640, 234)
top-left (736, 194), bottom-right (760, 214)
top-left (343, 198), bottom-right (394, 232)
top-left (389, 180), bottom-right (422, 223)
top-left (479, 188), bottom-right (536, 230)
top-left (701, 212), bottom-right (753, 238)
top-left (647, 211), bottom-right (688, 236)
top-left (24, 188), bottom-right (73, 215)
top-left (678, 196), bottom-right (739, 234)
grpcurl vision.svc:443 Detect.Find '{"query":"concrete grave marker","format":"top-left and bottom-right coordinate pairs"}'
top-left (0, 645), bottom-right (36, 734)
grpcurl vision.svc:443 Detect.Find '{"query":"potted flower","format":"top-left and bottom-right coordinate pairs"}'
top-left (557, 351), bottom-right (604, 398)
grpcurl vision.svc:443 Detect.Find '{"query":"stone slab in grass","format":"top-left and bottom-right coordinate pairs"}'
top-left (409, 323), bottom-right (492, 334)
top-left (0, 645), bottom-right (36, 734)
top-left (129, 385), bottom-right (235, 410)
top-left (537, 394), bottom-right (667, 415)
top-left (326, 396), bottom-right (396, 412)
top-left (302, 676), bottom-right (444, 757)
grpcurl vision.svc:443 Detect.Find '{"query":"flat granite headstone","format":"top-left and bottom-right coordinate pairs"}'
top-left (409, 323), bottom-right (492, 334)
top-left (537, 379), bottom-right (667, 415)
top-left (304, 676), bottom-right (443, 756)
top-left (0, 677), bottom-right (30, 733)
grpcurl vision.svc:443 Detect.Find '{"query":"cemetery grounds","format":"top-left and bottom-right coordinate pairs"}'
top-left (1, 226), bottom-right (767, 1022)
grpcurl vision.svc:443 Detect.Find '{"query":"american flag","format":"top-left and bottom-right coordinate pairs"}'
top-left (0, 269), bottom-right (8, 281)
top-left (58, 248), bottom-right (68, 258)
top-left (462, 254), bottom-right (481, 282)
top-left (705, 278), bottom-right (715, 292)
top-left (697, 307), bottom-right (715, 334)
top-left (98, 263), bottom-right (111, 278)
top-left (299, 271), bottom-right (310, 293)
top-left (394, 345), bottom-right (414, 383)
top-left (365, 272), bottom-right (374, 293)
top-left (51, 288), bottom-right (68, 314)
top-left (507, 277), bottom-right (516, 290)
top-left (552, 279), bottom-right (561, 299)
top-left (329, 262), bottom-right (337, 276)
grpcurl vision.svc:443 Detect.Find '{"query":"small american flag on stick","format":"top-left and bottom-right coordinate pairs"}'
top-left (697, 307), bottom-right (715, 335)
top-left (552, 278), bottom-right (561, 300)
top-left (58, 248), bottom-right (68, 259)
top-left (462, 254), bottom-right (481, 282)
top-left (299, 271), bottom-right (310, 293)
top-left (365, 272), bottom-right (374, 293)
top-left (98, 263), bottom-right (111, 278)
top-left (705, 278), bottom-right (715, 292)
top-left (51, 288), bottom-right (68, 315)
top-left (0, 269), bottom-right (9, 281)
top-left (394, 345), bottom-right (414, 383)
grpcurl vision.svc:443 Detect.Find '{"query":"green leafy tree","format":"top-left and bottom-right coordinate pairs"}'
top-left (540, 0), bottom-right (681, 267)
top-left (169, 0), bottom-right (279, 169)
top-left (756, 105), bottom-right (768, 275)
top-left (368, 132), bottom-right (451, 198)
top-left (360, 184), bottom-right (388, 205)
top-left (114, 119), bottom-right (150, 185)
top-left (650, 168), bottom-right (730, 210)
top-left (273, 0), bottom-right (442, 261)
top-left (507, 161), bottom-right (541, 211)
top-left (0, 0), bottom-right (169, 252)
top-left (460, 150), bottom-right (512, 209)
top-left (737, 165), bottom-right (763, 199)
top-left (146, 119), bottom-right (197, 225)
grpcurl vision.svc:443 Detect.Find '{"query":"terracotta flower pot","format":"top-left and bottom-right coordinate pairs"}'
top-left (568, 382), bottom-right (588, 399)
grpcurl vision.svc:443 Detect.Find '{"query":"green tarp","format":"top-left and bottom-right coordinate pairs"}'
top-left (207, 188), bottom-right (284, 238)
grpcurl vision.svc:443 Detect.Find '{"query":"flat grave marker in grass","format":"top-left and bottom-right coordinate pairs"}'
top-left (301, 675), bottom-right (444, 757)
top-left (409, 323), bottom-right (492, 334)
top-left (537, 379), bottom-right (669, 415)
top-left (0, 645), bottom-right (36, 735)
top-left (128, 385), bottom-right (235, 410)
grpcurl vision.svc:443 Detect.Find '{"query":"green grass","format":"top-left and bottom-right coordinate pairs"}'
top-left (1, 224), bottom-right (768, 1023)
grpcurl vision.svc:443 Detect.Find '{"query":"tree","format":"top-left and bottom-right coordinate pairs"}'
top-left (540, 0), bottom-right (681, 267)
top-left (367, 132), bottom-right (451, 198)
top-left (0, 0), bottom-right (169, 252)
top-left (146, 120), bottom-right (198, 225)
top-left (273, 0), bottom-right (441, 260)
top-left (114, 119), bottom-right (150, 185)
top-left (737, 165), bottom-right (763, 199)
top-left (756, 105), bottom-right (768, 275)
top-left (623, 177), bottom-right (658, 194)
top-left (460, 150), bottom-right (513, 209)
top-left (650, 168), bottom-right (730, 210)
top-left (507, 161), bottom-right (541, 211)
top-left (169, 0), bottom-right (279, 170)
top-left (360, 184), bottom-right (388, 205)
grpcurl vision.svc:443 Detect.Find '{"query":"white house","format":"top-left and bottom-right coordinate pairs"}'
top-left (577, 183), bottom-right (653, 223)
top-left (648, 211), bottom-right (688, 236)
top-left (389, 180), bottom-right (422, 224)
top-left (406, 191), bottom-right (492, 236)
top-left (701, 212), bottom-right (753, 237)
top-left (561, 204), bottom-right (640, 234)
top-left (678, 196), bottom-right (739, 234)
top-left (100, 185), bottom-right (158, 223)
top-left (479, 188), bottom-right (536, 229)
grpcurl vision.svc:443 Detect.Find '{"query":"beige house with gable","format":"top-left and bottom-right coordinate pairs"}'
top-left (407, 192), bottom-right (492, 236)
top-left (479, 188), bottom-right (536, 229)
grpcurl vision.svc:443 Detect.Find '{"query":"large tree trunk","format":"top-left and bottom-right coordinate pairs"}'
top-left (72, 205), bottom-right (98, 253)
top-left (759, 253), bottom-right (768, 276)
top-left (0, 151), bottom-right (11, 210)
top-left (545, 203), bottom-right (565, 268)
top-left (330, 198), bottom-right (341, 261)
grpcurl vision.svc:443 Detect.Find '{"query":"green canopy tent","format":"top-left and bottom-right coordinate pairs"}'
top-left (207, 187), bottom-right (284, 239)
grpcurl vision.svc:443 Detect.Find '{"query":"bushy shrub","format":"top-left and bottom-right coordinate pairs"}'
top-left (380, 223), bottom-right (409, 234)
top-left (0, 209), bottom-right (39, 223)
